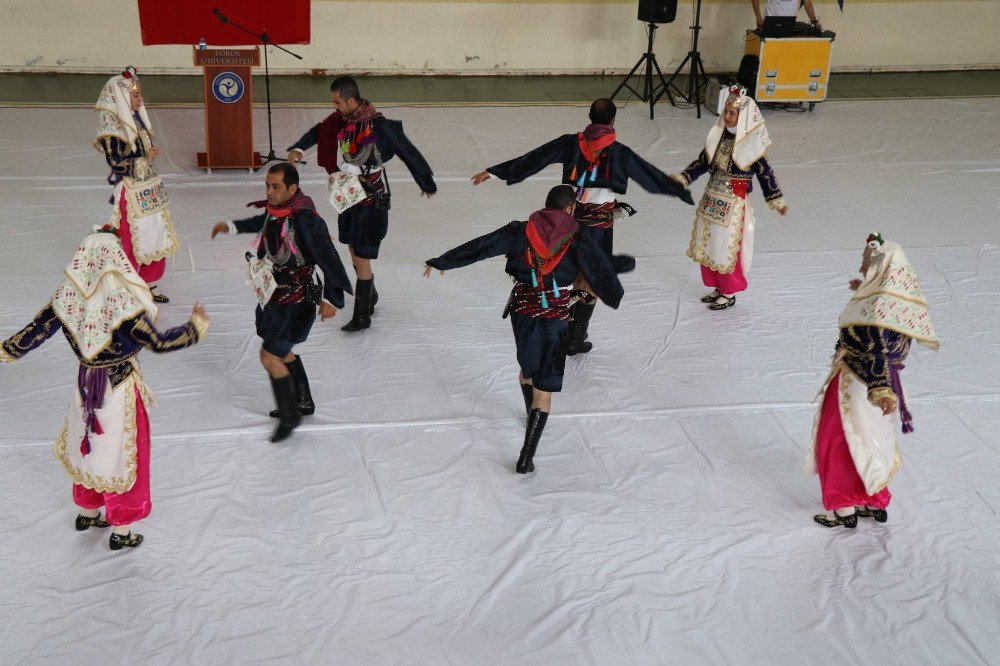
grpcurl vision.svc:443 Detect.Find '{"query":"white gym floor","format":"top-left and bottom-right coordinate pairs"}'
top-left (0, 99), bottom-right (998, 664)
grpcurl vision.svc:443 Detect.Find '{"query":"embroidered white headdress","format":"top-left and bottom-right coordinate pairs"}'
top-left (705, 86), bottom-right (772, 170)
top-left (51, 229), bottom-right (158, 360)
top-left (93, 66), bottom-right (152, 152)
top-left (838, 232), bottom-right (939, 350)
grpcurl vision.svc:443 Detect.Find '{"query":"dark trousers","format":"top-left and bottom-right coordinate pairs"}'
top-left (511, 313), bottom-right (569, 393)
top-left (256, 301), bottom-right (317, 357)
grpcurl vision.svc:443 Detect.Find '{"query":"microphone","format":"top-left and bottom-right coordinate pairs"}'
top-left (213, 8), bottom-right (228, 24)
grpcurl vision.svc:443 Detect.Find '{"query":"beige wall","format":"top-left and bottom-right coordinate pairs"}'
top-left (2, 0), bottom-right (997, 74)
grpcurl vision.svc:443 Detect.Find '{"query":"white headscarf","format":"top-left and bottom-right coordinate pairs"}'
top-left (52, 231), bottom-right (158, 360)
top-left (838, 236), bottom-right (939, 351)
top-left (705, 88), bottom-right (772, 171)
top-left (93, 67), bottom-right (152, 153)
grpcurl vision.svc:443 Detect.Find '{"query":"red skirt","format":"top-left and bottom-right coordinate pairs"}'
top-left (815, 372), bottom-right (892, 512)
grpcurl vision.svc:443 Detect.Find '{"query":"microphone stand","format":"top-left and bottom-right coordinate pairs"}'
top-left (214, 9), bottom-right (302, 165)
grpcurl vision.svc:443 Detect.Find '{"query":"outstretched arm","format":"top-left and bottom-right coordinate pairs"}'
top-left (675, 150), bottom-right (712, 188)
top-left (382, 120), bottom-right (437, 194)
top-left (128, 307), bottom-right (208, 353)
top-left (286, 123), bottom-right (320, 162)
top-left (484, 135), bottom-right (571, 185)
top-left (622, 146), bottom-right (694, 204)
top-left (1, 303), bottom-right (63, 362)
top-left (426, 223), bottom-right (517, 272)
top-left (212, 212), bottom-right (268, 239)
top-left (574, 233), bottom-right (625, 309)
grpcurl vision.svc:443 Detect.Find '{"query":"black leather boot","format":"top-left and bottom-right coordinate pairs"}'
top-left (519, 382), bottom-right (534, 415)
top-left (341, 278), bottom-right (373, 332)
top-left (516, 408), bottom-right (549, 474)
top-left (270, 356), bottom-right (315, 418)
top-left (566, 301), bottom-right (596, 356)
top-left (370, 280), bottom-right (379, 315)
top-left (269, 375), bottom-right (301, 443)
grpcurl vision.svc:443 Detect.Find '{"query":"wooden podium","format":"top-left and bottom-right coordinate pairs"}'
top-left (194, 47), bottom-right (263, 171)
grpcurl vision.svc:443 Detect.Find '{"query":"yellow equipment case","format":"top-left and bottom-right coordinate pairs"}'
top-left (744, 30), bottom-right (835, 110)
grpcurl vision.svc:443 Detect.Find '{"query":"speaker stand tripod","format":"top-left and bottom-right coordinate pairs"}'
top-left (610, 22), bottom-right (671, 120)
top-left (658, 0), bottom-right (711, 118)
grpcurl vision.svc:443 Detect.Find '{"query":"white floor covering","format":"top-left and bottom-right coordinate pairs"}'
top-left (0, 99), bottom-right (999, 665)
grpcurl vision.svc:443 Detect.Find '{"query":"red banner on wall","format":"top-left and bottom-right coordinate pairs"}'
top-left (138, 0), bottom-right (310, 46)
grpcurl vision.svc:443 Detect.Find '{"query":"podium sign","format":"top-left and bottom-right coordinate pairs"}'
top-left (194, 47), bottom-right (262, 170)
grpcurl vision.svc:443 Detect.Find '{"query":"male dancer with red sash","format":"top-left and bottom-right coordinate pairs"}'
top-left (424, 185), bottom-right (626, 475)
top-left (286, 76), bottom-right (436, 332)
top-left (212, 164), bottom-right (352, 442)
top-left (471, 98), bottom-right (692, 355)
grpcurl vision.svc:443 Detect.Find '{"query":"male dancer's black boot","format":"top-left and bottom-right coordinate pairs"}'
top-left (270, 375), bottom-right (301, 442)
top-left (516, 408), bottom-right (549, 474)
top-left (342, 278), bottom-right (374, 332)
top-left (566, 301), bottom-right (596, 356)
top-left (520, 382), bottom-right (534, 415)
top-left (270, 355), bottom-right (315, 417)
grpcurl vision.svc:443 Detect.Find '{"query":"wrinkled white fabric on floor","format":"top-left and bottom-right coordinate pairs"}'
top-left (0, 100), bottom-right (998, 665)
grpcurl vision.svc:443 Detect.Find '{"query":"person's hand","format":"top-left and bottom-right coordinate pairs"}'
top-left (191, 302), bottom-right (208, 321)
top-left (778, 206), bottom-right (788, 216)
top-left (423, 265), bottom-right (444, 278)
top-left (320, 301), bottom-right (337, 321)
top-left (875, 396), bottom-right (897, 415)
top-left (211, 222), bottom-right (229, 239)
top-left (849, 278), bottom-right (863, 291)
top-left (287, 151), bottom-right (303, 163)
top-left (756, 16), bottom-right (764, 29)
top-left (147, 146), bottom-right (163, 159)
top-left (421, 190), bottom-right (435, 198)
top-left (471, 171), bottom-right (491, 186)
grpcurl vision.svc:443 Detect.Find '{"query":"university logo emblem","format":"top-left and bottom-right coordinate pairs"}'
top-left (212, 72), bottom-right (245, 104)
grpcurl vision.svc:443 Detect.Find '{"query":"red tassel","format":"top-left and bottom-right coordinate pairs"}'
top-left (570, 165), bottom-right (578, 181)
top-left (80, 436), bottom-right (91, 456)
top-left (92, 417), bottom-right (104, 436)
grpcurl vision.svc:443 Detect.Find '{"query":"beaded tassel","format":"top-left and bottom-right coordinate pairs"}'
top-left (570, 165), bottom-right (578, 181)
top-left (590, 165), bottom-right (598, 181)
top-left (540, 291), bottom-right (549, 308)
top-left (531, 269), bottom-right (538, 288)
top-left (552, 278), bottom-right (560, 298)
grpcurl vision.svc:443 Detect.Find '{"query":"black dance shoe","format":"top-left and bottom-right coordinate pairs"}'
top-left (109, 532), bottom-right (144, 550)
top-left (700, 289), bottom-right (721, 303)
top-left (75, 514), bottom-right (109, 531)
top-left (813, 513), bottom-right (858, 529)
top-left (150, 286), bottom-right (170, 304)
top-left (855, 507), bottom-right (889, 523)
top-left (708, 295), bottom-right (736, 311)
